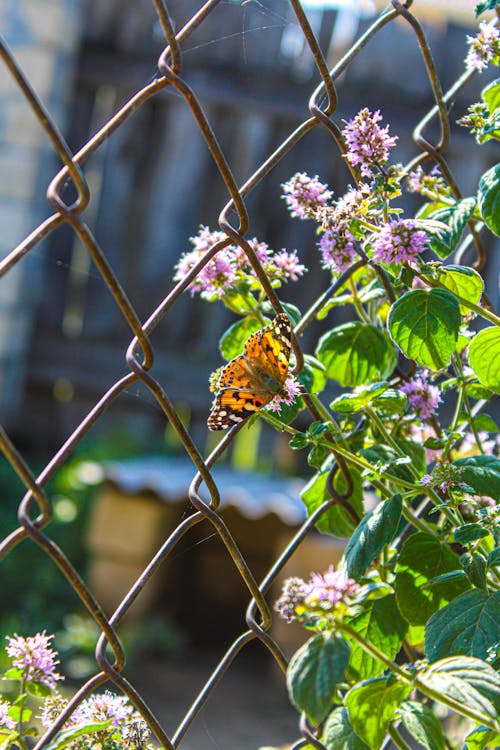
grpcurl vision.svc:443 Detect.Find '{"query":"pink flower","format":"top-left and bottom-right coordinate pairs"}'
top-left (274, 577), bottom-right (310, 622)
top-left (372, 219), bottom-right (427, 265)
top-left (319, 228), bottom-right (358, 274)
top-left (272, 250), bottom-right (307, 281)
top-left (466, 21), bottom-right (500, 72)
top-left (281, 172), bottom-right (333, 219)
top-left (401, 372), bottom-right (441, 420)
top-left (342, 108), bottom-right (397, 177)
top-left (266, 375), bottom-right (302, 413)
top-left (78, 691), bottom-right (131, 728)
top-left (0, 700), bottom-right (15, 731)
top-left (307, 566), bottom-right (360, 607)
top-left (6, 632), bottom-right (62, 689)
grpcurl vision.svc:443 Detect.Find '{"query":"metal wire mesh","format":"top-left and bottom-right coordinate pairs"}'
top-left (0, 1), bottom-right (493, 748)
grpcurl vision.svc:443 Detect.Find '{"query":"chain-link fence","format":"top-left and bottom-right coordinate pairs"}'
top-left (0, 1), bottom-right (496, 748)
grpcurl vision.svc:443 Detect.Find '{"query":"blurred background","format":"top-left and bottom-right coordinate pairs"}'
top-left (0, 2), bottom-right (498, 744)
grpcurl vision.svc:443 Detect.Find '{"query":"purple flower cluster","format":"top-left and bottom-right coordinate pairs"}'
top-left (372, 219), bottom-right (427, 265)
top-left (265, 375), bottom-right (302, 413)
top-left (421, 461), bottom-right (466, 495)
top-left (281, 172), bottom-right (333, 219)
top-left (319, 228), bottom-right (358, 274)
top-left (466, 21), bottom-right (500, 72)
top-left (406, 165), bottom-right (449, 197)
top-left (274, 566), bottom-right (360, 623)
top-left (174, 226), bottom-right (306, 297)
top-left (401, 371), bottom-right (441, 420)
top-left (342, 108), bottom-right (398, 177)
top-left (6, 632), bottom-right (62, 689)
top-left (0, 699), bottom-right (15, 731)
top-left (307, 566), bottom-right (360, 607)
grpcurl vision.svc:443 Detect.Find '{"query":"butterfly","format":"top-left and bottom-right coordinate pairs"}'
top-left (207, 313), bottom-right (293, 430)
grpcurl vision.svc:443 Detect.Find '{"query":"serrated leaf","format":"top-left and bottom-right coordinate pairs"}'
top-left (322, 707), bottom-right (370, 750)
top-left (387, 289), bottom-right (461, 371)
top-left (343, 495), bottom-right (402, 579)
top-left (476, 0), bottom-right (500, 15)
top-left (347, 595), bottom-right (407, 680)
top-left (26, 681), bottom-right (52, 698)
top-left (438, 265), bottom-right (484, 314)
top-left (488, 548), bottom-right (500, 568)
top-left (466, 725), bottom-right (500, 749)
top-left (398, 700), bottom-right (445, 750)
top-left (419, 667), bottom-right (497, 722)
top-left (461, 552), bottom-right (488, 590)
top-left (469, 327), bottom-right (500, 393)
top-left (425, 589), bottom-right (500, 662)
top-left (372, 389), bottom-right (407, 414)
top-left (46, 721), bottom-right (112, 750)
top-left (300, 467), bottom-right (364, 538)
top-left (482, 79), bottom-right (500, 116)
top-left (454, 454), bottom-right (500, 500)
top-left (316, 322), bottom-right (397, 387)
top-left (330, 383), bottom-right (389, 414)
top-left (424, 656), bottom-right (500, 714)
top-left (301, 354), bottom-right (328, 394)
top-left (287, 633), bottom-right (350, 725)
top-left (425, 198), bottom-right (476, 259)
top-left (360, 444), bottom-right (413, 483)
top-left (454, 523), bottom-right (490, 544)
top-left (394, 533), bottom-right (470, 626)
top-left (345, 677), bottom-right (411, 748)
top-left (478, 164), bottom-right (500, 237)
top-left (219, 315), bottom-right (264, 360)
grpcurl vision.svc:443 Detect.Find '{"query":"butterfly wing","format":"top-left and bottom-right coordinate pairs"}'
top-left (244, 313), bottom-right (292, 384)
top-left (207, 315), bottom-right (293, 431)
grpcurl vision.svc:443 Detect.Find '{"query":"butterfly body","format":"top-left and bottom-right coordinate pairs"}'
top-left (207, 314), bottom-right (292, 430)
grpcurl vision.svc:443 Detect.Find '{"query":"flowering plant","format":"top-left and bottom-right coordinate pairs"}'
top-left (0, 633), bottom-right (154, 749)
top-left (172, 11), bottom-right (500, 749)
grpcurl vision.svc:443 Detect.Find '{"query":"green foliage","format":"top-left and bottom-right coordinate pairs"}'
top-left (469, 327), bottom-right (500, 393)
top-left (387, 288), bottom-right (461, 370)
top-left (344, 677), bottom-right (411, 748)
top-left (478, 164), bottom-right (500, 237)
top-left (316, 322), bottom-right (397, 386)
top-left (287, 634), bottom-right (350, 724)
top-left (394, 533), bottom-right (471, 625)
top-left (426, 198), bottom-right (476, 258)
top-left (346, 596), bottom-right (407, 680)
top-left (454, 455), bottom-right (500, 500)
top-left (343, 495), bottom-right (402, 579)
top-left (425, 590), bottom-right (500, 661)
top-left (398, 701), bottom-right (446, 750)
top-left (300, 467), bottom-right (364, 537)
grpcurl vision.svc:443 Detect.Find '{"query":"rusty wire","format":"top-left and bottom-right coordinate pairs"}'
top-left (0, 1), bottom-right (494, 748)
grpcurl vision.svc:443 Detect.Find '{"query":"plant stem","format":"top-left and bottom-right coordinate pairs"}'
top-left (339, 623), bottom-right (500, 733)
top-left (349, 277), bottom-right (371, 324)
top-left (388, 724), bottom-right (413, 750)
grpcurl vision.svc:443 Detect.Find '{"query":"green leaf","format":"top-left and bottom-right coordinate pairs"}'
top-left (343, 494), bottom-right (402, 579)
top-left (345, 677), bottom-right (411, 749)
top-left (26, 681), bottom-right (52, 698)
top-left (316, 322), bottom-right (397, 387)
top-left (2, 667), bottom-right (23, 680)
top-left (482, 79), bottom-right (500, 116)
top-left (387, 289), bottom-right (461, 371)
top-left (372, 389), bottom-right (407, 415)
top-left (300, 467), bottom-right (364, 538)
top-left (423, 656), bottom-right (500, 714)
top-left (330, 383), bottom-right (388, 414)
top-left (219, 315), bottom-right (264, 360)
top-left (360, 444), bottom-right (413, 484)
top-left (46, 721), bottom-right (112, 750)
top-left (454, 455), bottom-right (500, 500)
top-left (488, 548), bottom-right (500, 568)
top-left (469, 327), bottom-right (500, 393)
top-left (438, 265), bottom-right (484, 314)
top-left (301, 354), bottom-right (328, 394)
top-left (425, 589), bottom-right (500, 661)
top-left (476, 0), bottom-right (500, 15)
top-left (347, 596), bottom-right (407, 680)
top-left (466, 725), bottom-right (500, 749)
top-left (461, 552), bottom-right (488, 590)
top-left (287, 633), bottom-right (350, 725)
top-left (454, 524), bottom-right (490, 544)
top-left (478, 164), bottom-right (500, 237)
top-left (322, 707), bottom-right (370, 750)
top-left (426, 198), bottom-right (476, 258)
top-left (419, 663), bottom-right (497, 723)
top-left (394, 533), bottom-right (470, 626)
top-left (398, 700), bottom-right (445, 750)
